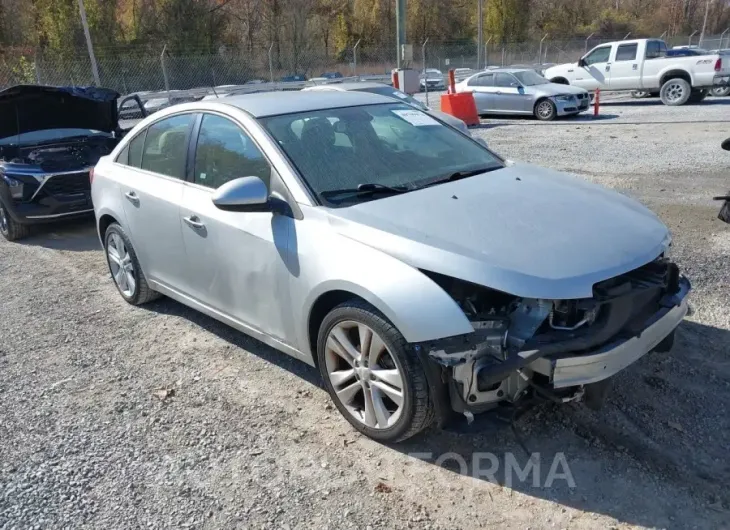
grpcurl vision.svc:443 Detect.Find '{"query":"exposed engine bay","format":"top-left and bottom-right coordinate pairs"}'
top-left (417, 257), bottom-right (687, 420)
top-left (0, 135), bottom-right (115, 172)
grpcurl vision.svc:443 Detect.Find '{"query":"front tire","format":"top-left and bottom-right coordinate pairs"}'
top-left (660, 78), bottom-right (691, 106)
top-left (316, 300), bottom-right (434, 442)
top-left (535, 99), bottom-right (557, 121)
top-left (104, 222), bottom-right (160, 305)
top-left (0, 201), bottom-right (31, 242)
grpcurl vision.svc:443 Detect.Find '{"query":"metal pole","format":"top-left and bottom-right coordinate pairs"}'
top-left (477, 0), bottom-right (483, 69)
top-left (353, 39), bottom-right (361, 76)
top-left (396, 0), bottom-right (406, 69)
top-left (689, 30), bottom-right (698, 46)
top-left (721, 28), bottom-right (729, 49)
top-left (160, 45), bottom-right (170, 98)
top-left (585, 32), bottom-right (595, 53)
top-left (422, 38), bottom-right (429, 106)
top-left (34, 50), bottom-right (41, 84)
top-left (699, 0), bottom-right (711, 48)
top-left (539, 34), bottom-right (548, 65)
top-left (78, 0), bottom-right (100, 85)
top-left (484, 36), bottom-right (492, 68)
top-left (268, 43), bottom-right (274, 83)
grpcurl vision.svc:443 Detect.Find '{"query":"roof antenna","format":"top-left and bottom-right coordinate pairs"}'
top-left (211, 86), bottom-right (219, 99)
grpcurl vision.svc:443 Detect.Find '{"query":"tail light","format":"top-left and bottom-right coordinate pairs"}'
top-left (715, 57), bottom-right (722, 72)
top-left (89, 167), bottom-right (95, 184)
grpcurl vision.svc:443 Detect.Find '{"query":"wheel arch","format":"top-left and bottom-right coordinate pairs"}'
top-left (303, 276), bottom-right (473, 362)
top-left (659, 69), bottom-right (692, 88)
top-left (549, 77), bottom-right (569, 85)
top-left (97, 213), bottom-right (119, 244)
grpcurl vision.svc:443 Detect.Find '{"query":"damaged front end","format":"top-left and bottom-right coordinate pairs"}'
top-left (416, 257), bottom-right (691, 420)
top-left (0, 85), bottom-right (121, 225)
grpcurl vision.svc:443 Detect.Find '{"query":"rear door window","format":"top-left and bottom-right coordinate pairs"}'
top-left (140, 114), bottom-right (195, 179)
top-left (127, 132), bottom-right (146, 168)
top-left (616, 43), bottom-right (638, 61)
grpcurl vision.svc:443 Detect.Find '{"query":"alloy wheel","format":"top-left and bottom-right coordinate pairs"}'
top-left (324, 321), bottom-right (405, 429)
top-left (537, 101), bottom-right (554, 119)
top-left (665, 82), bottom-right (685, 103)
top-left (107, 232), bottom-right (136, 297)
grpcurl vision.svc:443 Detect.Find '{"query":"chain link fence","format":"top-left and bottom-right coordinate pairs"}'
top-left (1, 33), bottom-right (728, 96)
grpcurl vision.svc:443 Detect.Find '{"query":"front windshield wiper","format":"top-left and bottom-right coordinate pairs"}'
top-left (320, 182), bottom-right (410, 200)
top-left (418, 166), bottom-right (500, 189)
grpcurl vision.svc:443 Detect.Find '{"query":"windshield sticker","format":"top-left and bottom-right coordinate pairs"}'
top-left (391, 109), bottom-right (439, 126)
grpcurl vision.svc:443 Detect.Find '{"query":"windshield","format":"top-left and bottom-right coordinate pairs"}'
top-left (0, 128), bottom-right (108, 146)
top-left (513, 70), bottom-right (549, 86)
top-left (261, 103), bottom-right (502, 206)
top-left (355, 86), bottom-right (428, 111)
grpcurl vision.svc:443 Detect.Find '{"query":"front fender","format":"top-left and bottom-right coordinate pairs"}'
top-left (294, 219), bottom-right (473, 355)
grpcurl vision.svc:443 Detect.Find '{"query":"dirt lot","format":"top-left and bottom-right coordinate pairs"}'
top-left (1, 97), bottom-right (729, 530)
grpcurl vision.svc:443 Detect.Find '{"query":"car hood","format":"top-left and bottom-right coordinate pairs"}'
top-left (0, 85), bottom-right (120, 140)
top-left (326, 163), bottom-right (670, 300)
top-left (531, 83), bottom-right (587, 96)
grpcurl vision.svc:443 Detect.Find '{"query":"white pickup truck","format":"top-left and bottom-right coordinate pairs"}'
top-left (544, 38), bottom-right (730, 105)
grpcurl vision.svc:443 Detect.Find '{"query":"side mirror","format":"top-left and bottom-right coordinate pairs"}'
top-left (578, 58), bottom-right (586, 67)
top-left (475, 138), bottom-right (488, 148)
top-left (722, 138), bottom-right (730, 151)
top-left (212, 176), bottom-right (270, 212)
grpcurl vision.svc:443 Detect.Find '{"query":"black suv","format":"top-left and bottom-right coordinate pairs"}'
top-left (0, 85), bottom-right (125, 241)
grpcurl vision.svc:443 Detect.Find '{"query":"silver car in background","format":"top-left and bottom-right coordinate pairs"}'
top-left (457, 68), bottom-right (590, 120)
top-left (92, 91), bottom-right (689, 443)
top-left (303, 81), bottom-right (472, 136)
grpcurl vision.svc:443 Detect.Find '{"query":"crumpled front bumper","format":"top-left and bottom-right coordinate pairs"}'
top-left (555, 95), bottom-right (590, 116)
top-left (529, 276), bottom-right (691, 388)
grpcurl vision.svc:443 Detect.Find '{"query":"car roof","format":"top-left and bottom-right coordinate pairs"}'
top-left (307, 81), bottom-right (391, 91)
top-left (473, 68), bottom-right (533, 75)
top-left (221, 90), bottom-right (394, 117)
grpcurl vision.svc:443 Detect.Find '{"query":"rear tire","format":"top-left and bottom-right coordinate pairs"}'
top-left (534, 99), bottom-right (557, 121)
top-left (659, 78), bottom-right (691, 106)
top-left (0, 201), bottom-right (31, 242)
top-left (316, 299), bottom-right (434, 443)
top-left (104, 222), bottom-right (160, 305)
top-left (630, 90), bottom-right (651, 99)
top-left (711, 86), bottom-right (730, 97)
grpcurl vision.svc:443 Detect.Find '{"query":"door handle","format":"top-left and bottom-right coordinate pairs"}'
top-left (605, 65), bottom-right (611, 72)
top-left (124, 191), bottom-right (139, 203)
top-left (183, 215), bottom-right (205, 230)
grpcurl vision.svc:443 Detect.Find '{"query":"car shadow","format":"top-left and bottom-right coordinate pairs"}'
top-left (141, 296), bottom-right (322, 388)
top-left (18, 217), bottom-right (100, 252)
top-left (135, 293), bottom-right (728, 527)
top-left (600, 98), bottom-right (730, 107)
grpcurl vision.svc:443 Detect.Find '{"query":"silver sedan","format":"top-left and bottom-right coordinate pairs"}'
top-left (456, 68), bottom-right (591, 120)
top-left (92, 91), bottom-right (689, 442)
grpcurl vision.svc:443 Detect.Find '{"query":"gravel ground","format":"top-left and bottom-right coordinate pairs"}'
top-left (1, 98), bottom-right (729, 530)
